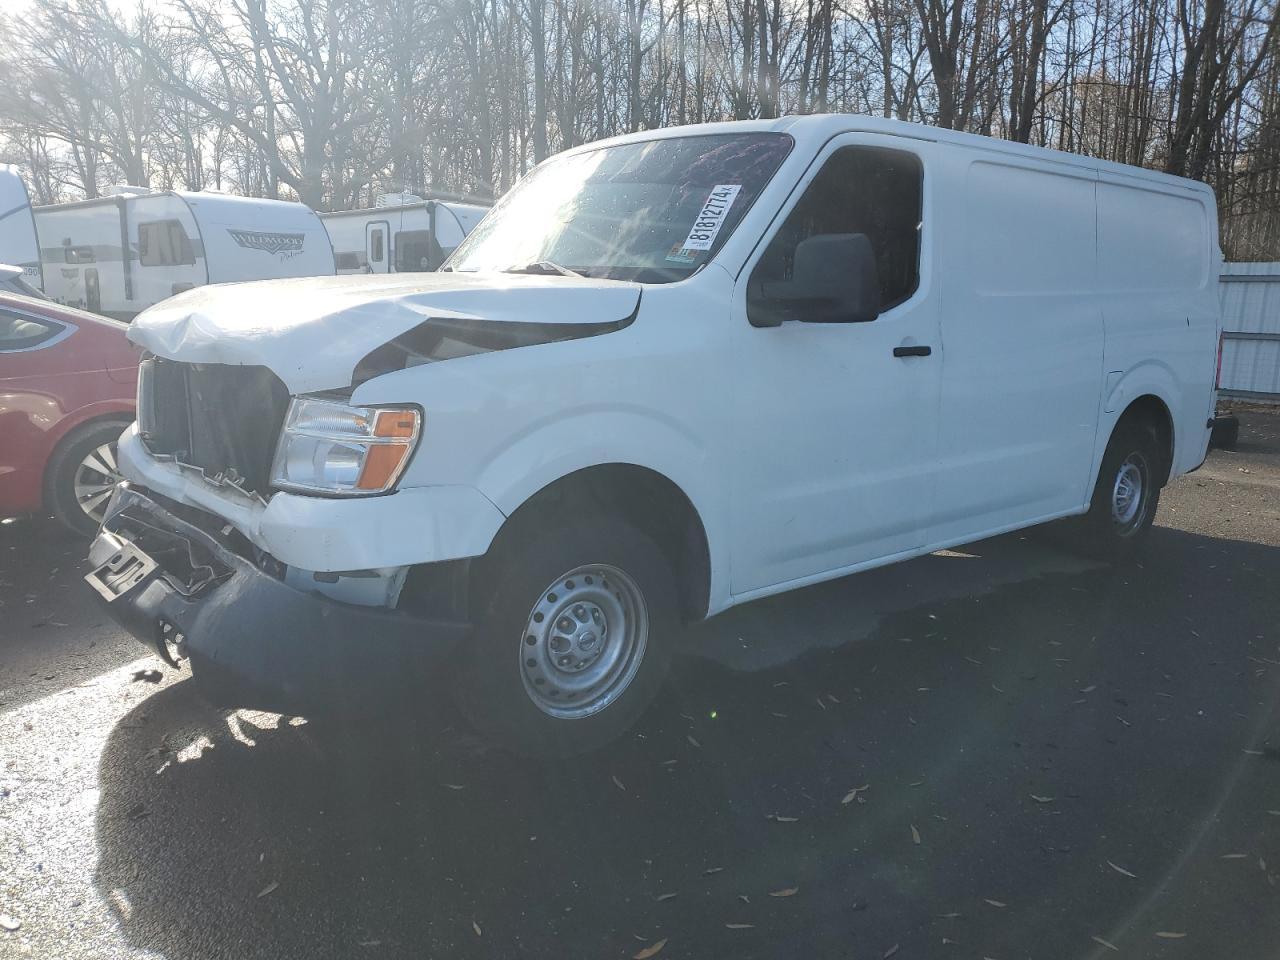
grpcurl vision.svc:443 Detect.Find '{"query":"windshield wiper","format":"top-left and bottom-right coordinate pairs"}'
top-left (504, 260), bottom-right (584, 278)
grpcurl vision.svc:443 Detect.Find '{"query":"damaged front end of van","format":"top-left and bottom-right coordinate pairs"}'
top-left (84, 272), bottom-right (643, 716)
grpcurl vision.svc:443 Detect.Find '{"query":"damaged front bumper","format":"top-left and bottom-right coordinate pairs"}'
top-left (85, 484), bottom-right (472, 717)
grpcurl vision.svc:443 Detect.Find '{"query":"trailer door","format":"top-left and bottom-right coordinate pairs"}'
top-left (365, 220), bottom-right (389, 274)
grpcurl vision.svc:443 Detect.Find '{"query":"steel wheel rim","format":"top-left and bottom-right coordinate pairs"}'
top-left (73, 441), bottom-right (122, 524)
top-left (519, 563), bottom-right (648, 719)
top-left (1110, 453), bottom-right (1147, 532)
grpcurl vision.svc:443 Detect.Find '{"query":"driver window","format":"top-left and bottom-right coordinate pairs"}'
top-left (748, 145), bottom-right (923, 325)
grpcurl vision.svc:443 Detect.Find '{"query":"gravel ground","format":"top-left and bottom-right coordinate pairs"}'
top-left (2, 409), bottom-right (1279, 960)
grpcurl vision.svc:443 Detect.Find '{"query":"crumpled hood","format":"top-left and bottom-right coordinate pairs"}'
top-left (128, 272), bottom-right (642, 394)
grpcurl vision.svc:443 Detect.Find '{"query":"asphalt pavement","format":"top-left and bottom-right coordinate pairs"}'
top-left (2, 409), bottom-right (1279, 960)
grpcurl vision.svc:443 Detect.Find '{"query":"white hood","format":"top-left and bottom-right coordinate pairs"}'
top-left (128, 272), bottom-right (642, 393)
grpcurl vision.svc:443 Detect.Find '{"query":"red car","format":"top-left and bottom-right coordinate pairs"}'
top-left (0, 288), bottom-right (138, 534)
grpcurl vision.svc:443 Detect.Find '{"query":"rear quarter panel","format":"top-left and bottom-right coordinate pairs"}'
top-left (1095, 173), bottom-right (1219, 481)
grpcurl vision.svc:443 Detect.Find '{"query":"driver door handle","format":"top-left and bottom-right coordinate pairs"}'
top-left (893, 344), bottom-right (932, 358)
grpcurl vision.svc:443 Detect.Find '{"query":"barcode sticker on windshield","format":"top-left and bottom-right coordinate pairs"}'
top-left (680, 184), bottom-right (742, 252)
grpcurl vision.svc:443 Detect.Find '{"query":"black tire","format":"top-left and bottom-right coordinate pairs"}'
top-left (454, 513), bottom-right (678, 758)
top-left (1075, 419), bottom-right (1164, 558)
top-left (45, 419), bottom-right (129, 537)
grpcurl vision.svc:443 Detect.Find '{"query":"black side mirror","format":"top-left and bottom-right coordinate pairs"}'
top-left (756, 233), bottom-right (880, 324)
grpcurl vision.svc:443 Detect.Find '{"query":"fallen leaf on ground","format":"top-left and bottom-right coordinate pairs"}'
top-left (1091, 935), bottom-right (1118, 951)
top-left (472, 921), bottom-right (481, 936)
top-left (911, 824), bottom-right (921, 844)
top-left (770, 814), bottom-right (799, 823)
top-left (937, 912), bottom-right (961, 919)
top-left (257, 881), bottom-right (278, 898)
top-left (725, 923), bottom-right (754, 929)
top-left (1155, 931), bottom-right (1187, 939)
top-left (633, 938), bottom-right (668, 959)
top-left (841, 785), bottom-right (870, 805)
top-left (702, 866), bottom-right (724, 876)
top-left (983, 899), bottom-right (1006, 908)
top-left (1221, 853), bottom-right (1248, 859)
top-left (769, 887), bottom-right (799, 898)
top-left (612, 775), bottom-right (626, 792)
top-left (1030, 795), bottom-right (1054, 804)
top-left (883, 944), bottom-right (900, 958)
top-left (738, 895), bottom-right (750, 903)
top-left (656, 892), bottom-right (677, 902)
top-left (686, 735), bottom-right (701, 748)
top-left (1106, 860), bottom-right (1137, 878)
top-left (1080, 685), bottom-right (1097, 693)
top-left (0, 916), bottom-right (19, 932)
top-left (991, 683), bottom-right (1005, 693)
top-left (443, 783), bottom-right (466, 790)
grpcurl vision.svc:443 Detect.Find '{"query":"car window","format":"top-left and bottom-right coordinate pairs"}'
top-left (749, 145), bottom-right (923, 323)
top-left (0, 309), bottom-right (63, 351)
top-left (138, 219), bottom-right (196, 266)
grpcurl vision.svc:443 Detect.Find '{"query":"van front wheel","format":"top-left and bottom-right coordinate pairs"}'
top-left (1080, 421), bottom-right (1163, 556)
top-left (456, 515), bottom-right (677, 757)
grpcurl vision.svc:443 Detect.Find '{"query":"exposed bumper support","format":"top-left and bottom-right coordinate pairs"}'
top-left (86, 484), bottom-right (472, 717)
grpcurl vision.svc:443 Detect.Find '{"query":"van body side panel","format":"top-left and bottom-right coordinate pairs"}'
top-left (1095, 175), bottom-right (1218, 479)
top-left (931, 152), bottom-right (1104, 543)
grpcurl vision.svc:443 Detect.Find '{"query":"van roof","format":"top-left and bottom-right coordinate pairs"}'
top-left (566, 114), bottom-right (1215, 198)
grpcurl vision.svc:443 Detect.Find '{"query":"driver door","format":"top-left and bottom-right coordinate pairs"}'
top-left (729, 135), bottom-right (942, 596)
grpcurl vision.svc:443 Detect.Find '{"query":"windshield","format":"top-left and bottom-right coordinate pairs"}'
top-left (446, 132), bottom-right (794, 283)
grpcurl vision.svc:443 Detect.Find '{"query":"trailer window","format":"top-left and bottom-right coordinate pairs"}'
top-left (138, 220), bottom-right (196, 267)
top-left (395, 230), bottom-right (442, 272)
top-left (64, 246), bottom-right (95, 264)
top-left (750, 145), bottom-right (922, 320)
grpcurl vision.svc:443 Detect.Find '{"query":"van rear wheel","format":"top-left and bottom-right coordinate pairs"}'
top-left (455, 514), bottom-right (677, 757)
top-left (1078, 420), bottom-right (1163, 557)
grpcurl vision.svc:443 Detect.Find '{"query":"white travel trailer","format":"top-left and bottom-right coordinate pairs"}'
top-left (35, 189), bottom-right (334, 319)
top-left (322, 195), bottom-right (489, 274)
top-left (90, 116), bottom-right (1221, 758)
top-left (0, 166), bottom-right (42, 290)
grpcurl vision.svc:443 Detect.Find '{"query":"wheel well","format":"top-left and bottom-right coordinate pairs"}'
top-left (486, 465), bottom-right (712, 623)
top-left (1116, 395), bottom-right (1174, 485)
top-left (42, 414), bottom-right (133, 507)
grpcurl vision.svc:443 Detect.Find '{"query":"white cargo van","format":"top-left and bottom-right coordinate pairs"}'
top-left (322, 194), bottom-right (489, 274)
top-left (0, 166), bottom-right (42, 290)
top-left (86, 116), bottom-right (1221, 757)
top-left (36, 189), bottom-right (335, 319)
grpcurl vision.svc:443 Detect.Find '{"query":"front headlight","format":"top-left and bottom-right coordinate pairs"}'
top-left (270, 397), bottom-right (421, 496)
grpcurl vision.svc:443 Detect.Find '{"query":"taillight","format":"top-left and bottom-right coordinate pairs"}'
top-left (1215, 332), bottom-right (1225, 390)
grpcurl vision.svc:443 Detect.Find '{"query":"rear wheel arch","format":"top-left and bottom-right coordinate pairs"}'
top-left (478, 463), bottom-right (712, 624)
top-left (1112, 394), bottom-right (1174, 486)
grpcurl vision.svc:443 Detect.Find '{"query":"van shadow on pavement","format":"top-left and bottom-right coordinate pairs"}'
top-left (94, 526), bottom-right (1280, 960)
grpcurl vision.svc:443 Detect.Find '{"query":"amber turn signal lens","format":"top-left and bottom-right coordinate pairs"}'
top-left (356, 443), bottom-right (411, 490)
top-left (374, 409), bottom-right (418, 438)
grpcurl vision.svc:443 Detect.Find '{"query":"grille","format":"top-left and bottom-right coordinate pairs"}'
top-left (138, 356), bottom-right (291, 495)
